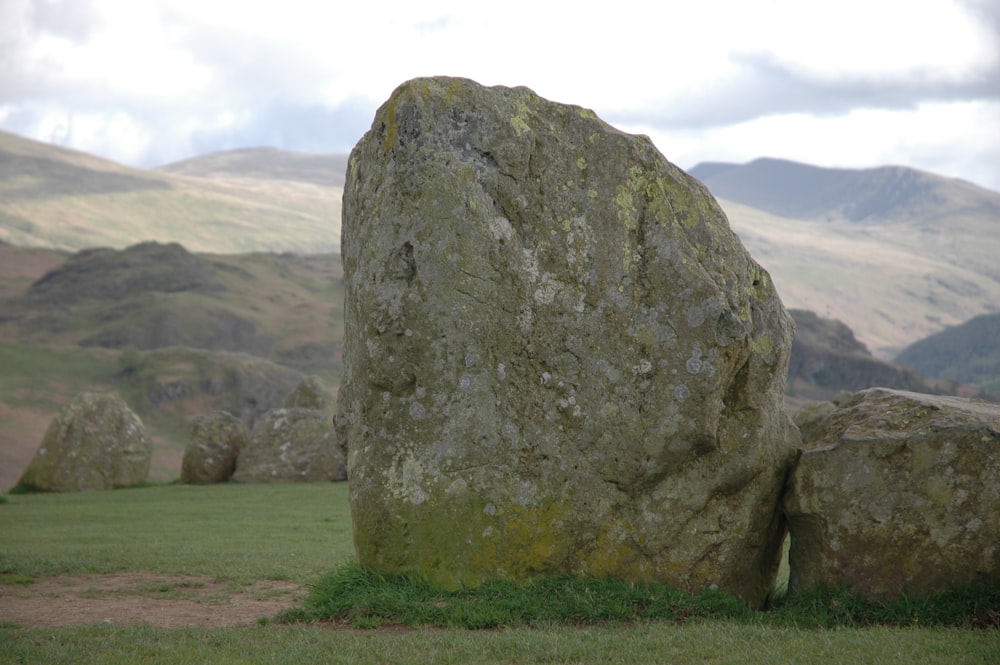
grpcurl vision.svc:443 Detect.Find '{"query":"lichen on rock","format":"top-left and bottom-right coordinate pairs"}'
top-left (337, 76), bottom-right (798, 608)
top-left (785, 387), bottom-right (1000, 600)
top-left (18, 391), bottom-right (151, 492)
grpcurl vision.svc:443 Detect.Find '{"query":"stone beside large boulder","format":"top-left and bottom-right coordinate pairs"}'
top-left (282, 375), bottom-right (336, 414)
top-left (17, 391), bottom-right (151, 492)
top-left (784, 388), bottom-right (1000, 599)
top-left (182, 411), bottom-right (249, 484)
top-left (337, 76), bottom-right (798, 607)
top-left (233, 408), bottom-right (345, 482)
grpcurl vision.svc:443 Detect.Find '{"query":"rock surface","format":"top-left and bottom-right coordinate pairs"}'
top-left (337, 77), bottom-right (797, 607)
top-left (17, 392), bottom-right (151, 491)
top-left (234, 408), bottom-right (345, 482)
top-left (282, 375), bottom-right (336, 414)
top-left (785, 388), bottom-right (1000, 599)
top-left (182, 412), bottom-right (249, 483)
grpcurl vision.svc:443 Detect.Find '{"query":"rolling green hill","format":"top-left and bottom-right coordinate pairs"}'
top-left (895, 313), bottom-right (1000, 392)
top-left (0, 240), bottom-right (343, 377)
top-left (0, 130), bottom-right (343, 254)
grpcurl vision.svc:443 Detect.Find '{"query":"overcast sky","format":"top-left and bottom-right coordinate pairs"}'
top-left (2, 0), bottom-right (998, 190)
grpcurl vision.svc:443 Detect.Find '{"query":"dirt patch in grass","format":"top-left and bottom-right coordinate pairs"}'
top-left (0, 573), bottom-right (304, 628)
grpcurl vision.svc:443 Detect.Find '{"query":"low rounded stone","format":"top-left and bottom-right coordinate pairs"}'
top-left (182, 411), bottom-right (249, 484)
top-left (785, 388), bottom-right (1000, 599)
top-left (18, 391), bottom-right (151, 492)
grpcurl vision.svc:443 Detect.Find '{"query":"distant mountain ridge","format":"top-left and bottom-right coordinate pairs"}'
top-left (0, 130), bottom-right (344, 254)
top-left (689, 157), bottom-right (1000, 223)
top-left (691, 157), bottom-right (1000, 358)
top-left (158, 147), bottom-right (348, 187)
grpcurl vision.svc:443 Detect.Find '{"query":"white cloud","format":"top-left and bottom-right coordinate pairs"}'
top-left (0, 0), bottom-right (997, 189)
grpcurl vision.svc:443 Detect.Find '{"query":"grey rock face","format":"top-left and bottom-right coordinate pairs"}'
top-left (785, 388), bottom-right (1000, 600)
top-left (282, 375), bottom-right (336, 414)
top-left (338, 77), bottom-right (797, 607)
top-left (234, 408), bottom-right (345, 482)
top-left (18, 391), bottom-right (151, 491)
top-left (182, 411), bottom-right (249, 483)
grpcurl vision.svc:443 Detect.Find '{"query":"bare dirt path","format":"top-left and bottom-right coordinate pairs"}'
top-left (0, 573), bottom-right (304, 629)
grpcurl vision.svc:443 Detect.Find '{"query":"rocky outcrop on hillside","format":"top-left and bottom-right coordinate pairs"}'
top-left (23, 241), bottom-right (224, 303)
top-left (17, 392), bottom-right (151, 492)
top-left (784, 388), bottom-right (1000, 599)
top-left (787, 309), bottom-right (929, 401)
top-left (338, 77), bottom-right (798, 608)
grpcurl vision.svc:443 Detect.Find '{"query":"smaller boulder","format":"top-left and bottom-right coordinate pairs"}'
top-left (233, 408), bottom-right (345, 482)
top-left (282, 375), bottom-right (336, 413)
top-left (785, 388), bottom-right (1000, 599)
top-left (17, 392), bottom-right (151, 492)
top-left (791, 400), bottom-right (837, 446)
top-left (182, 412), bottom-right (249, 484)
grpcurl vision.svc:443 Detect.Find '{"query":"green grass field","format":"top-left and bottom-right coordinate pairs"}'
top-left (1, 483), bottom-right (998, 664)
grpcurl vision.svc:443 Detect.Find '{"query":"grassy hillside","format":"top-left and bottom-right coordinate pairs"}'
top-left (0, 241), bottom-right (344, 378)
top-left (895, 312), bottom-right (1000, 389)
top-left (689, 158), bottom-right (1000, 358)
top-left (721, 198), bottom-right (1000, 358)
top-left (786, 309), bottom-right (930, 403)
top-left (158, 147), bottom-right (348, 187)
top-left (0, 130), bottom-right (343, 254)
top-left (7, 130), bottom-right (999, 359)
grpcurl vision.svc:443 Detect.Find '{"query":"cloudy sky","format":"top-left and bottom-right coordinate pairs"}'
top-left (2, 0), bottom-right (998, 190)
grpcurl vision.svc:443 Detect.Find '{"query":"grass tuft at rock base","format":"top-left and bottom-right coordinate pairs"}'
top-left (281, 563), bottom-right (1000, 631)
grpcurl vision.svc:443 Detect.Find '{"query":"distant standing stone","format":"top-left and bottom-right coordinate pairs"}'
top-left (182, 411), bottom-right (249, 484)
top-left (785, 388), bottom-right (1000, 600)
top-left (282, 375), bottom-right (336, 414)
top-left (338, 77), bottom-right (797, 608)
top-left (234, 408), bottom-right (345, 482)
top-left (18, 391), bottom-right (151, 491)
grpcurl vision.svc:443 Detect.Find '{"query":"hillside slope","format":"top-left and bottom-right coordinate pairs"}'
top-left (0, 241), bottom-right (344, 378)
top-left (895, 313), bottom-right (1000, 389)
top-left (0, 130), bottom-right (343, 254)
top-left (5, 130), bottom-right (999, 360)
top-left (786, 309), bottom-right (930, 403)
top-left (690, 159), bottom-right (1000, 358)
top-left (689, 157), bottom-right (1000, 225)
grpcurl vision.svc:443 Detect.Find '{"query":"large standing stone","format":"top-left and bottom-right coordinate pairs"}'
top-left (17, 392), bottom-right (151, 492)
top-left (337, 77), bottom-right (797, 607)
top-left (785, 388), bottom-right (1000, 600)
top-left (234, 408), bottom-right (345, 482)
top-left (182, 411), bottom-right (249, 484)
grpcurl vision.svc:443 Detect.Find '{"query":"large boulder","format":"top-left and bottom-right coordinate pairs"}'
top-left (234, 408), bottom-right (345, 482)
top-left (181, 411), bottom-right (249, 484)
top-left (785, 388), bottom-right (1000, 599)
top-left (337, 76), bottom-right (798, 607)
top-left (17, 391), bottom-right (151, 492)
